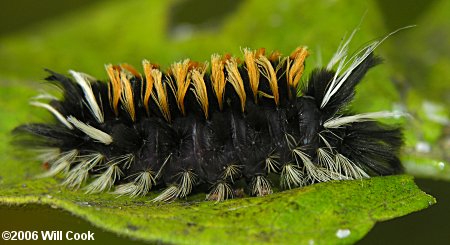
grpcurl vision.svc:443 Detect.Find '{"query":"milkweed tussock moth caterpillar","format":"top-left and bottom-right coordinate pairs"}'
top-left (14, 30), bottom-right (407, 202)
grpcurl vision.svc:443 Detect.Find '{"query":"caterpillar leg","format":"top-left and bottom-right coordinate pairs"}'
top-left (152, 170), bottom-right (197, 202)
top-left (113, 170), bottom-right (156, 197)
top-left (250, 175), bottom-right (273, 197)
top-left (206, 181), bottom-right (233, 202)
top-left (280, 163), bottom-right (305, 189)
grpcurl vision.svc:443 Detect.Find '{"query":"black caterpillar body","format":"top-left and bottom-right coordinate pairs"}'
top-left (15, 36), bottom-right (403, 202)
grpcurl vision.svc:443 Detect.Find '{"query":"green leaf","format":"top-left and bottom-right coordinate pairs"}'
top-left (0, 175), bottom-right (435, 245)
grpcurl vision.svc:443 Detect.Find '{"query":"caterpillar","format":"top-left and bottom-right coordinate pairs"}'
top-left (14, 31), bottom-right (404, 202)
